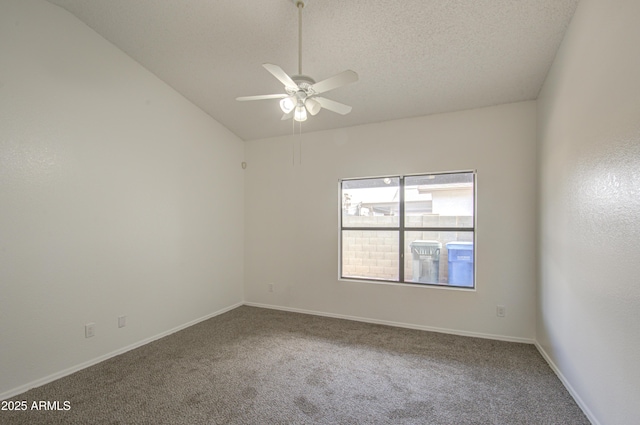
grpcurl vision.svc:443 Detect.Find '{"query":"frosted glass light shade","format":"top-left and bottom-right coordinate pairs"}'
top-left (294, 104), bottom-right (307, 122)
top-left (305, 98), bottom-right (321, 115)
top-left (280, 96), bottom-right (296, 113)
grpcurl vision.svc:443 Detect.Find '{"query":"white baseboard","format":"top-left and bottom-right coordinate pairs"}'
top-left (534, 342), bottom-right (599, 425)
top-left (0, 302), bottom-right (243, 401)
top-left (243, 302), bottom-right (535, 344)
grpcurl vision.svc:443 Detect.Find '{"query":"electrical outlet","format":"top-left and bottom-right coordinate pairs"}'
top-left (118, 316), bottom-right (127, 328)
top-left (85, 322), bottom-right (95, 338)
top-left (268, 283), bottom-right (274, 292)
top-left (496, 305), bottom-right (506, 318)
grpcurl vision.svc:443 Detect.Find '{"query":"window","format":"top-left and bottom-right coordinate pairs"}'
top-left (340, 171), bottom-right (475, 288)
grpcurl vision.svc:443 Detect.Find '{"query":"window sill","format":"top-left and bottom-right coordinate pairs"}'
top-left (338, 277), bottom-right (476, 292)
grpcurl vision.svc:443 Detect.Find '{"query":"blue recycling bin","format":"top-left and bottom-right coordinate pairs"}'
top-left (446, 242), bottom-right (474, 287)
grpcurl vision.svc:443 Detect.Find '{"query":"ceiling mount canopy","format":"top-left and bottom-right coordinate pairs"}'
top-left (236, 0), bottom-right (358, 122)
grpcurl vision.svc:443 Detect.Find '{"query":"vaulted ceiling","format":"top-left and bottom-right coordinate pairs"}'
top-left (45, 0), bottom-right (580, 141)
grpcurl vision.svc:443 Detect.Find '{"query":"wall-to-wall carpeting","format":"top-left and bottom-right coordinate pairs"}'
top-left (2, 306), bottom-right (588, 424)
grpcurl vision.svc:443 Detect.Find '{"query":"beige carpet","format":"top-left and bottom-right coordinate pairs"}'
top-left (2, 306), bottom-right (589, 424)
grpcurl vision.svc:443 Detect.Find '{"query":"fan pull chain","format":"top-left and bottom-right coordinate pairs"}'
top-left (291, 119), bottom-right (303, 166)
top-left (299, 121), bottom-right (303, 165)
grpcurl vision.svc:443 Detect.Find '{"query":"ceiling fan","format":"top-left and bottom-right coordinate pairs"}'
top-left (236, 0), bottom-right (358, 122)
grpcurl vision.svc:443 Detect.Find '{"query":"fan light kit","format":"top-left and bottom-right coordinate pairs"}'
top-left (236, 0), bottom-right (358, 122)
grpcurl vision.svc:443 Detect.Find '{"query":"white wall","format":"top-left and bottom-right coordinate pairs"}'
top-left (0, 0), bottom-right (244, 398)
top-left (536, 0), bottom-right (640, 423)
top-left (245, 101), bottom-right (537, 341)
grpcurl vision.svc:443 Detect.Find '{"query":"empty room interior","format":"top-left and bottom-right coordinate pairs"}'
top-left (1, 0), bottom-right (638, 424)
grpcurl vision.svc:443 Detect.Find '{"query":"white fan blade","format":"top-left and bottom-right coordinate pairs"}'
top-left (263, 63), bottom-right (299, 91)
top-left (236, 94), bottom-right (288, 101)
top-left (311, 70), bottom-right (358, 94)
top-left (281, 112), bottom-right (292, 120)
top-left (315, 97), bottom-right (352, 115)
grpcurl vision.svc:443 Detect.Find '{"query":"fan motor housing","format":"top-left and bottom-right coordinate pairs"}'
top-left (286, 74), bottom-right (316, 95)
top-left (292, 74), bottom-right (315, 86)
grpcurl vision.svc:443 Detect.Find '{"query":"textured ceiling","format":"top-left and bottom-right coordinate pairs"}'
top-left (45, 0), bottom-right (579, 141)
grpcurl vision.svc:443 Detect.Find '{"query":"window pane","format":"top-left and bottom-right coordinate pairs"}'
top-left (342, 177), bottom-right (400, 228)
top-left (405, 173), bottom-right (474, 228)
top-left (341, 230), bottom-right (399, 281)
top-left (404, 231), bottom-right (474, 287)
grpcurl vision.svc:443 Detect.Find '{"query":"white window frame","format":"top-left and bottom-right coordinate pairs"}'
top-left (339, 171), bottom-right (476, 289)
